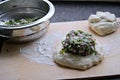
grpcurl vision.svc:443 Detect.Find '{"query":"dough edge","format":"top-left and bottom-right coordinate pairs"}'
top-left (53, 44), bottom-right (104, 70)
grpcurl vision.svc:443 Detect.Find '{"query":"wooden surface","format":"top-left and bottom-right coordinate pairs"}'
top-left (0, 19), bottom-right (120, 80)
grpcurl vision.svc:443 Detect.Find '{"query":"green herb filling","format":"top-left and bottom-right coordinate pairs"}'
top-left (61, 30), bottom-right (97, 56)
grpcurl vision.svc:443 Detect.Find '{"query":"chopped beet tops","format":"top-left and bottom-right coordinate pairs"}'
top-left (0, 17), bottom-right (39, 26)
top-left (60, 30), bottom-right (97, 56)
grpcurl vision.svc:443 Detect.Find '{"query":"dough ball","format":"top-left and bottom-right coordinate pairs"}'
top-left (88, 11), bottom-right (118, 36)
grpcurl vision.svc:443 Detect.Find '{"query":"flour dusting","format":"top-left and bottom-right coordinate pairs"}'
top-left (20, 32), bottom-right (65, 65)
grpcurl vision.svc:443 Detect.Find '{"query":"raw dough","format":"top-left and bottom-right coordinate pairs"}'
top-left (88, 11), bottom-right (118, 36)
top-left (53, 43), bottom-right (104, 70)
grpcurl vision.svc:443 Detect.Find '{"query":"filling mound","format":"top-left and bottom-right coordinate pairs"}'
top-left (60, 30), bottom-right (97, 56)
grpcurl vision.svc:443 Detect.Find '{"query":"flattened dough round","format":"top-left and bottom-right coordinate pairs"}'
top-left (53, 44), bottom-right (103, 70)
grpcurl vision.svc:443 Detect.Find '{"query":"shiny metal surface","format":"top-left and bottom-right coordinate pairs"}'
top-left (0, 0), bottom-right (55, 42)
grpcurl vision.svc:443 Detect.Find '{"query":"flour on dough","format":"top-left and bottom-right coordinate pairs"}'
top-left (88, 11), bottom-right (118, 36)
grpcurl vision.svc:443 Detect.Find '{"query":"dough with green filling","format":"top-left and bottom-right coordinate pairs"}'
top-left (53, 30), bottom-right (103, 70)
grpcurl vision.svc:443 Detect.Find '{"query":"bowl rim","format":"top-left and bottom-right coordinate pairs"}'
top-left (0, 0), bottom-right (55, 30)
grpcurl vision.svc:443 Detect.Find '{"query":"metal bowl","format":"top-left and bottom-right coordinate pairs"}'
top-left (0, 0), bottom-right (55, 42)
